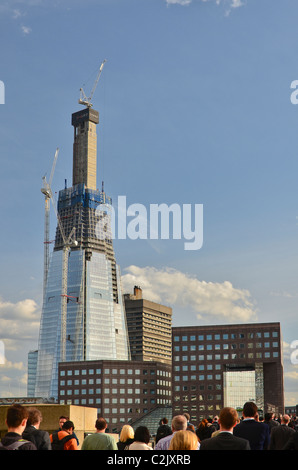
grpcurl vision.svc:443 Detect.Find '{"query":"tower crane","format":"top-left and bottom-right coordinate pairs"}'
top-left (42, 149), bottom-right (78, 363)
top-left (48, 189), bottom-right (78, 363)
top-left (41, 148), bottom-right (59, 298)
top-left (78, 59), bottom-right (107, 108)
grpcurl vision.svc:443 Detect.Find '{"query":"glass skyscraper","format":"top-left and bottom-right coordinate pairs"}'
top-left (34, 107), bottom-right (130, 400)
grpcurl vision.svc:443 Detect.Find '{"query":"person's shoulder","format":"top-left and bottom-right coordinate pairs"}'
top-left (199, 437), bottom-right (213, 449)
top-left (155, 433), bottom-right (172, 448)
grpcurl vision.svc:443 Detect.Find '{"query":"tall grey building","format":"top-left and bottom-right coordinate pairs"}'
top-left (34, 106), bottom-right (130, 400)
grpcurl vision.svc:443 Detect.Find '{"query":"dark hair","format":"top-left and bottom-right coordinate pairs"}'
top-left (6, 404), bottom-right (28, 428)
top-left (134, 426), bottom-right (150, 444)
top-left (162, 417), bottom-right (168, 424)
top-left (243, 402), bottom-right (258, 418)
top-left (95, 417), bottom-right (107, 431)
top-left (62, 420), bottom-right (75, 431)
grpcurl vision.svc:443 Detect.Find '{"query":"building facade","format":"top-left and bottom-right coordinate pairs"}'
top-left (172, 322), bottom-right (284, 426)
top-left (58, 359), bottom-right (172, 433)
top-left (33, 106), bottom-right (130, 401)
top-left (124, 286), bottom-right (172, 364)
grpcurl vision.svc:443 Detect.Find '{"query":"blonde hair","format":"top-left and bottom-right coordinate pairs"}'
top-left (168, 430), bottom-right (198, 450)
top-left (119, 425), bottom-right (134, 442)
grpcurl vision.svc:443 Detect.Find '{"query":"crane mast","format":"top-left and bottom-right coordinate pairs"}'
top-left (41, 148), bottom-right (59, 299)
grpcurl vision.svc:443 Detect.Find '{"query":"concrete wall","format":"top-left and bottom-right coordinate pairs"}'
top-left (0, 404), bottom-right (99, 449)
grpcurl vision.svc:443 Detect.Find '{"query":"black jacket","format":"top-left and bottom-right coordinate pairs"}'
top-left (22, 425), bottom-right (51, 450)
top-left (282, 431), bottom-right (298, 450)
top-left (0, 432), bottom-right (37, 450)
top-left (200, 431), bottom-right (251, 450)
top-left (117, 438), bottom-right (135, 450)
top-left (155, 424), bottom-right (172, 444)
top-left (269, 424), bottom-right (295, 450)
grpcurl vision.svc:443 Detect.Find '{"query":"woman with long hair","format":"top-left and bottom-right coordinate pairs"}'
top-left (117, 424), bottom-right (135, 450)
top-left (168, 430), bottom-right (199, 450)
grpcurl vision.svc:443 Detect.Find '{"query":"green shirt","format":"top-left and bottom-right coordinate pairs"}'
top-left (81, 432), bottom-right (117, 450)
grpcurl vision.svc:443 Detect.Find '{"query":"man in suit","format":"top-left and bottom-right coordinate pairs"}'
top-left (233, 402), bottom-right (270, 450)
top-left (22, 407), bottom-right (51, 450)
top-left (200, 407), bottom-right (251, 450)
top-left (269, 414), bottom-right (295, 450)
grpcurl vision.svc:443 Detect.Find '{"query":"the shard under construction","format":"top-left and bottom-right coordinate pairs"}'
top-left (34, 102), bottom-right (131, 400)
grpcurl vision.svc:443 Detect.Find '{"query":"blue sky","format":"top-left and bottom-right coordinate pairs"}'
top-left (1, 0), bottom-right (298, 405)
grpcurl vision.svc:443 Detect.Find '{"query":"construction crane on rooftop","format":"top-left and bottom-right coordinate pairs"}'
top-left (41, 148), bottom-right (59, 298)
top-left (78, 59), bottom-right (107, 108)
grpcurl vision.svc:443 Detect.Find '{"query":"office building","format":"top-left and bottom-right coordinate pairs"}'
top-left (124, 286), bottom-right (172, 364)
top-left (58, 359), bottom-right (172, 432)
top-left (172, 322), bottom-right (284, 426)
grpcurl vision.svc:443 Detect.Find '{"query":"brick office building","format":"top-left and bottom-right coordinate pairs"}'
top-left (58, 359), bottom-right (171, 432)
top-left (172, 322), bottom-right (284, 426)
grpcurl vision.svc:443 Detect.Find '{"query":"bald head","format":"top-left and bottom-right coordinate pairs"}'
top-left (281, 415), bottom-right (290, 425)
top-left (172, 415), bottom-right (187, 432)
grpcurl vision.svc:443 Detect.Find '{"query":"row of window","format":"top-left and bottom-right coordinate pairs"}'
top-left (174, 351), bottom-right (279, 361)
top-left (60, 388), bottom-right (171, 396)
top-left (174, 374), bottom-right (222, 382)
top-left (60, 378), bottom-right (171, 387)
top-left (59, 398), bottom-right (170, 408)
top-left (174, 341), bottom-right (279, 351)
top-left (60, 368), bottom-right (171, 377)
top-left (174, 394), bottom-right (222, 402)
top-left (173, 331), bottom-right (279, 341)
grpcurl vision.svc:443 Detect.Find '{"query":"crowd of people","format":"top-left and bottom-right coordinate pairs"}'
top-left (1, 402), bottom-right (298, 450)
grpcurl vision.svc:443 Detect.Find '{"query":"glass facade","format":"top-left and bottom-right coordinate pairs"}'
top-left (35, 231), bottom-right (130, 399)
top-left (223, 370), bottom-right (256, 410)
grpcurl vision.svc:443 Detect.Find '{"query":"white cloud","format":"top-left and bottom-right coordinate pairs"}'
top-left (230, 0), bottom-right (244, 7)
top-left (166, 0), bottom-right (192, 5)
top-left (0, 297), bottom-right (40, 342)
top-left (165, 0), bottom-right (245, 7)
top-left (122, 265), bottom-right (257, 323)
top-left (21, 25), bottom-right (32, 34)
top-left (12, 9), bottom-right (22, 19)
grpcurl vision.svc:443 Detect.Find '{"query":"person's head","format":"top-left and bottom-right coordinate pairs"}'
top-left (198, 418), bottom-right (208, 429)
top-left (62, 420), bottom-right (75, 434)
top-left (134, 426), bottom-right (150, 444)
top-left (172, 415), bottom-right (187, 432)
top-left (242, 402), bottom-right (258, 419)
top-left (183, 413), bottom-right (190, 422)
top-left (161, 417), bottom-right (168, 425)
top-left (282, 414), bottom-right (290, 425)
top-left (119, 424), bottom-right (134, 442)
top-left (27, 407), bottom-right (43, 428)
top-left (169, 430), bottom-right (198, 450)
top-left (59, 416), bottom-right (69, 429)
top-left (265, 412), bottom-right (273, 421)
top-left (95, 417), bottom-right (108, 432)
top-left (218, 407), bottom-right (239, 431)
top-left (6, 404), bottom-right (29, 432)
